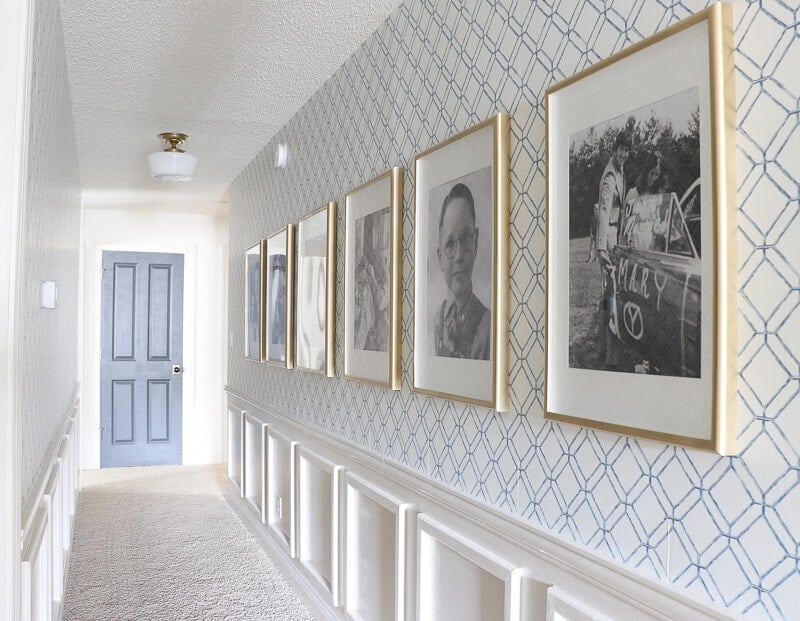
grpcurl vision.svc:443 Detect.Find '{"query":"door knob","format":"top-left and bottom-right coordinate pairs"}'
top-left (172, 365), bottom-right (183, 374)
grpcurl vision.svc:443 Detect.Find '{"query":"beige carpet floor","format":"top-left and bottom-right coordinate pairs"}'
top-left (62, 465), bottom-right (314, 621)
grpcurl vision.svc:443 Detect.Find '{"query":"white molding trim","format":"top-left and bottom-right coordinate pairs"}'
top-left (226, 387), bottom-right (740, 621)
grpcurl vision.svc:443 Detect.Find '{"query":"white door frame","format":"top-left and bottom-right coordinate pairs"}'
top-left (0, 0), bottom-right (35, 617)
top-left (82, 240), bottom-right (199, 469)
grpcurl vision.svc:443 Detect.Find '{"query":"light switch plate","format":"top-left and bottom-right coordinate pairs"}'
top-left (41, 281), bottom-right (57, 309)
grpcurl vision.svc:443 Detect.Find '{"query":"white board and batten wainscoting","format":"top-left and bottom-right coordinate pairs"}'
top-left (18, 395), bottom-right (81, 621)
top-left (225, 389), bottom-right (739, 621)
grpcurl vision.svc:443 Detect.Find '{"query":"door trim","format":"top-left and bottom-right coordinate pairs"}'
top-left (83, 241), bottom-right (197, 470)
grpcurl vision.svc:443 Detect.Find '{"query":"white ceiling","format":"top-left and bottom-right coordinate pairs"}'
top-left (60, 0), bottom-right (403, 211)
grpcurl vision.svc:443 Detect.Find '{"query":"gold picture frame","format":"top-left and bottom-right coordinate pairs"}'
top-left (544, 3), bottom-right (736, 453)
top-left (244, 239), bottom-right (266, 363)
top-left (265, 224), bottom-right (295, 368)
top-left (343, 167), bottom-right (403, 389)
top-left (412, 112), bottom-right (510, 411)
top-left (295, 202), bottom-right (337, 377)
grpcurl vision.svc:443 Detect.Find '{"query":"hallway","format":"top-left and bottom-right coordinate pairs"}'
top-left (62, 466), bottom-right (313, 621)
top-left (4, 0), bottom-right (799, 617)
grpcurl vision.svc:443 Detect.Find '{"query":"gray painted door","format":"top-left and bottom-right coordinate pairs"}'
top-left (100, 251), bottom-right (184, 467)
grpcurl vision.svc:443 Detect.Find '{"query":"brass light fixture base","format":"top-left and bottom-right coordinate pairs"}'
top-left (157, 132), bottom-right (189, 153)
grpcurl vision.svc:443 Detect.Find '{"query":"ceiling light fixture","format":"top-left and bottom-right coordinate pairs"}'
top-left (147, 132), bottom-right (198, 182)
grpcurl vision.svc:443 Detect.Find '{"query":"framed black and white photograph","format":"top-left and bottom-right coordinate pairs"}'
top-left (344, 168), bottom-right (402, 388)
top-left (295, 202), bottom-right (336, 376)
top-left (244, 240), bottom-right (266, 362)
top-left (413, 113), bottom-right (510, 410)
top-left (545, 4), bottom-right (736, 452)
top-left (265, 225), bottom-right (294, 367)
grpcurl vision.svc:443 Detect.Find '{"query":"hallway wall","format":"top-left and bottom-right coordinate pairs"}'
top-left (227, 1), bottom-right (799, 618)
top-left (20, 0), bottom-right (82, 504)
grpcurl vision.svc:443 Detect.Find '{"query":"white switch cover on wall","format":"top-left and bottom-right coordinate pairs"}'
top-left (41, 280), bottom-right (58, 309)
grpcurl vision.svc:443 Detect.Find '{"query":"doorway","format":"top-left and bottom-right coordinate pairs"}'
top-left (99, 250), bottom-right (184, 467)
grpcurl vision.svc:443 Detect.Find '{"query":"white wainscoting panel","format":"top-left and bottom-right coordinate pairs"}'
top-left (227, 407), bottom-right (243, 493)
top-left (42, 462), bottom-right (63, 607)
top-left (56, 440), bottom-right (71, 565)
top-left (64, 417), bottom-right (78, 523)
top-left (225, 390), bottom-right (738, 621)
top-left (19, 399), bottom-right (80, 621)
top-left (295, 446), bottom-right (343, 607)
top-left (266, 427), bottom-right (295, 553)
top-left (21, 507), bottom-right (50, 621)
top-left (417, 513), bottom-right (525, 621)
top-left (344, 472), bottom-right (416, 621)
top-left (243, 413), bottom-right (266, 520)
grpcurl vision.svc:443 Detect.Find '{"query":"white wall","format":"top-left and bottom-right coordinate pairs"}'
top-left (0, 0), bottom-right (33, 613)
top-left (81, 205), bottom-right (228, 469)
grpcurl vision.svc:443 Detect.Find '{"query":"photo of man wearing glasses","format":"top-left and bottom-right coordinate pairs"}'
top-left (431, 175), bottom-right (491, 360)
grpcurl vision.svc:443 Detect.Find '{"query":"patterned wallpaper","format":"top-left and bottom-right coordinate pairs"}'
top-left (20, 0), bottom-right (82, 503)
top-left (228, 1), bottom-right (800, 618)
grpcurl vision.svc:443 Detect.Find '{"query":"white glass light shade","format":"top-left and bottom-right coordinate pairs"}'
top-left (147, 151), bottom-right (198, 182)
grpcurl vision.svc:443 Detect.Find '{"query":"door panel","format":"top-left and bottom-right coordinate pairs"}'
top-left (112, 263), bottom-right (136, 360)
top-left (147, 380), bottom-right (170, 442)
top-left (101, 251), bottom-right (184, 467)
top-left (148, 264), bottom-right (172, 360)
top-left (111, 380), bottom-right (135, 443)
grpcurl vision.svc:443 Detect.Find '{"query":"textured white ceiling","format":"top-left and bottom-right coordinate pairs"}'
top-left (60, 0), bottom-right (403, 208)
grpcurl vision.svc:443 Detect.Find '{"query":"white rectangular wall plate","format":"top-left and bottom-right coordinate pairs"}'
top-left (41, 280), bottom-right (57, 308)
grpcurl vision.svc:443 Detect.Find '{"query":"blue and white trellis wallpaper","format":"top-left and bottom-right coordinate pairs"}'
top-left (228, 1), bottom-right (800, 618)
